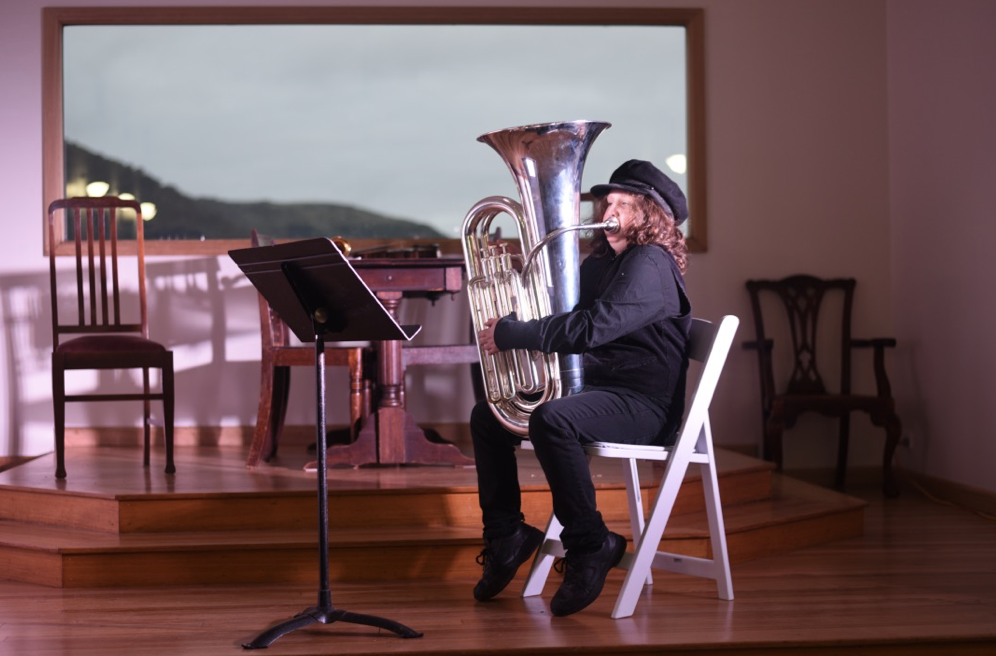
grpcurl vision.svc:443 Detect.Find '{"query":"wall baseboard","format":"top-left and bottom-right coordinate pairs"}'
top-left (785, 464), bottom-right (996, 518)
top-left (901, 470), bottom-right (996, 519)
top-left (66, 426), bottom-right (256, 447)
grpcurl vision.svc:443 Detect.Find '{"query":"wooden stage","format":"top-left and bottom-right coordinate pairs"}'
top-left (1, 442), bottom-right (995, 655)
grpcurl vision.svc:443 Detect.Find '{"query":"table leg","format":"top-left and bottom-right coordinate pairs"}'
top-left (327, 292), bottom-right (473, 467)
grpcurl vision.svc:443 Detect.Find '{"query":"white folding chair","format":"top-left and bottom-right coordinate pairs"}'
top-left (521, 315), bottom-right (739, 618)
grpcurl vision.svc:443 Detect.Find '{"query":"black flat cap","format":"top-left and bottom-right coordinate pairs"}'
top-left (591, 159), bottom-right (688, 225)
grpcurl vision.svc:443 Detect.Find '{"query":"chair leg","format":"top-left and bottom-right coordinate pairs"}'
top-left (700, 457), bottom-right (734, 601)
top-left (247, 354), bottom-right (277, 468)
top-left (834, 414), bottom-right (851, 491)
top-left (348, 348), bottom-right (369, 440)
top-left (52, 356), bottom-right (67, 480)
top-left (143, 366), bottom-right (152, 468)
top-left (622, 459), bottom-right (652, 587)
top-left (162, 357), bottom-right (175, 475)
top-left (759, 410), bottom-right (773, 461)
top-left (879, 411), bottom-right (902, 498)
top-left (764, 414), bottom-right (785, 471)
top-left (270, 366), bottom-right (291, 460)
top-left (612, 454), bottom-right (691, 619)
top-left (522, 513), bottom-right (565, 598)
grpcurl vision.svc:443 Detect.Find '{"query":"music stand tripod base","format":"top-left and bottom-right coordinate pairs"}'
top-left (242, 349), bottom-right (424, 648)
top-left (241, 340), bottom-right (424, 650)
top-left (243, 598), bottom-right (423, 649)
top-left (231, 239), bottom-right (424, 649)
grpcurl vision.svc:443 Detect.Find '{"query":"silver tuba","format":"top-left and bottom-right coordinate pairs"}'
top-left (462, 120), bottom-right (618, 435)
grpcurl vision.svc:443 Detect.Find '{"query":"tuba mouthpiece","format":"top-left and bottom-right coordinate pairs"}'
top-left (602, 216), bottom-right (620, 234)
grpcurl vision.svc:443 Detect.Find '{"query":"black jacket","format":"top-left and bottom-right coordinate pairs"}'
top-left (494, 244), bottom-right (691, 424)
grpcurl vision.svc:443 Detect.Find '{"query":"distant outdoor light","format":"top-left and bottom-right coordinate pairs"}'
top-left (117, 194), bottom-right (138, 220)
top-left (665, 154), bottom-right (687, 175)
top-left (140, 202), bottom-right (157, 220)
top-left (85, 181), bottom-right (110, 197)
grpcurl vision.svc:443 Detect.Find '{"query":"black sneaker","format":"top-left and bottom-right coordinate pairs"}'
top-left (550, 531), bottom-right (626, 616)
top-left (473, 523), bottom-right (545, 601)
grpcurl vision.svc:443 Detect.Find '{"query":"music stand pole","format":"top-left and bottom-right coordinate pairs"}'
top-left (243, 300), bottom-right (422, 649)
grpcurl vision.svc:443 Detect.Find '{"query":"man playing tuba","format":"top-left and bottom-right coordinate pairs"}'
top-left (471, 159), bottom-right (692, 617)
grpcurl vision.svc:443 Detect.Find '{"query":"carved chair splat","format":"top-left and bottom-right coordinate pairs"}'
top-left (744, 275), bottom-right (902, 496)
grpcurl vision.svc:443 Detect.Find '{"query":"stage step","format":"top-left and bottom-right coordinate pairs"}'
top-left (0, 449), bottom-right (772, 534)
top-left (0, 446), bottom-right (865, 588)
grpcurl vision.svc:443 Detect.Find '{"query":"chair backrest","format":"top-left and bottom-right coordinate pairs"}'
top-left (250, 229), bottom-right (293, 350)
top-left (745, 275), bottom-right (856, 397)
top-left (48, 197), bottom-right (148, 348)
top-left (680, 316), bottom-right (739, 451)
top-left (582, 315), bottom-right (738, 459)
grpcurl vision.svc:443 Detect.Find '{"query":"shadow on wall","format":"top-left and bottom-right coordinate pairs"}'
top-left (395, 289), bottom-right (478, 424)
top-left (0, 269), bottom-right (52, 456)
top-left (145, 256), bottom-right (263, 432)
top-left (0, 257), bottom-right (260, 455)
top-left (0, 256), bottom-right (482, 456)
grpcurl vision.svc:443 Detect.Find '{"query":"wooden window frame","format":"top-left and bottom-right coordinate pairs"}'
top-left (43, 6), bottom-right (707, 256)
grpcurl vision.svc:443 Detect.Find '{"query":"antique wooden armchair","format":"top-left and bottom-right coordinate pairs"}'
top-left (744, 275), bottom-right (902, 496)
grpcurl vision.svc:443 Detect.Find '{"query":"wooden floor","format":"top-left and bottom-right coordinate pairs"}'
top-left (1, 445), bottom-right (995, 655)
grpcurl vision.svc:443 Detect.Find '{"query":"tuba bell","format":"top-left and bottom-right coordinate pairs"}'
top-left (461, 120), bottom-right (618, 435)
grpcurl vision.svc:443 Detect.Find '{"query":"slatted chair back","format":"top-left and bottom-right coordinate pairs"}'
top-left (251, 230), bottom-right (293, 350)
top-left (49, 197), bottom-right (149, 347)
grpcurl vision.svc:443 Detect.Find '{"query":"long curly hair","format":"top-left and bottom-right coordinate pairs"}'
top-left (589, 194), bottom-right (688, 273)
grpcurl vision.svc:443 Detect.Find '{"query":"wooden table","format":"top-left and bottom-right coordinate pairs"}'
top-left (322, 256), bottom-right (477, 467)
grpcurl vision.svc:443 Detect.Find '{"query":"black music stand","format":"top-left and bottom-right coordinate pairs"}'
top-left (230, 238), bottom-right (423, 649)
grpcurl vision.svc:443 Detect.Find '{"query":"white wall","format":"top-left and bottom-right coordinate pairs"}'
top-left (887, 0), bottom-right (996, 493)
top-left (1, 0), bottom-right (991, 494)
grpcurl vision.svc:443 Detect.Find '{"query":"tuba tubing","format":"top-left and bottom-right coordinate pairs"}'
top-left (461, 121), bottom-right (611, 435)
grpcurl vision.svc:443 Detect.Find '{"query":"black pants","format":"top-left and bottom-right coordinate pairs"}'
top-left (471, 388), bottom-right (667, 553)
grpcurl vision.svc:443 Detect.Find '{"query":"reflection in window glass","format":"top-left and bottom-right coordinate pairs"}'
top-left (63, 24), bottom-right (686, 242)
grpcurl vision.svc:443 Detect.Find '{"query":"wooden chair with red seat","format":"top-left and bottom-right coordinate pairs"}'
top-left (245, 229), bottom-right (373, 468)
top-left (744, 275), bottom-right (902, 497)
top-left (48, 197), bottom-right (175, 479)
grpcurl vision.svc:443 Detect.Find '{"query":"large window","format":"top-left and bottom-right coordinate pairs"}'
top-left (44, 7), bottom-right (706, 256)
